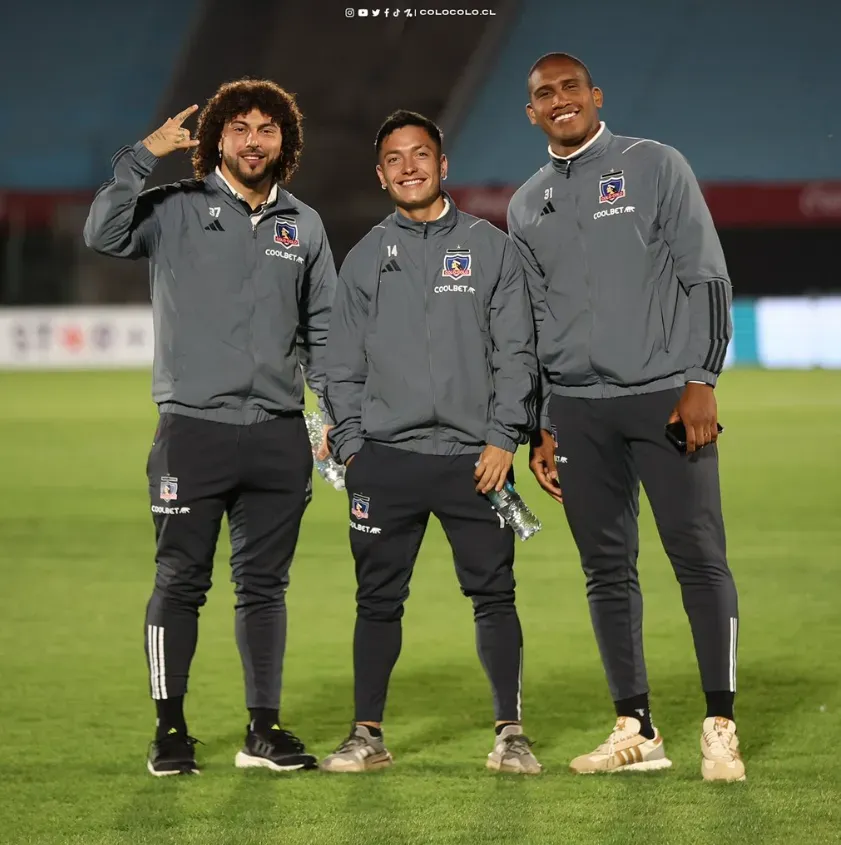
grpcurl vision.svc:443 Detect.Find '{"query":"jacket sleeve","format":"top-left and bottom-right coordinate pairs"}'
top-left (506, 203), bottom-right (552, 431)
top-left (83, 142), bottom-right (163, 259)
top-left (658, 147), bottom-right (733, 386)
top-left (298, 215), bottom-right (338, 420)
top-left (324, 249), bottom-right (369, 464)
top-left (486, 238), bottom-right (540, 452)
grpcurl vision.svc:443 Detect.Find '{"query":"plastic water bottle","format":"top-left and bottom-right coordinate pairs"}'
top-left (486, 481), bottom-right (542, 541)
top-left (305, 412), bottom-right (345, 491)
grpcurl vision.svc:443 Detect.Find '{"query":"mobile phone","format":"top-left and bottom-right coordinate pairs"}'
top-left (664, 421), bottom-right (724, 454)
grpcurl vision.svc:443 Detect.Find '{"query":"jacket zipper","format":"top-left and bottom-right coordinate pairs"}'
top-left (421, 223), bottom-right (439, 451)
top-left (572, 166), bottom-right (598, 389)
top-left (241, 216), bottom-right (259, 407)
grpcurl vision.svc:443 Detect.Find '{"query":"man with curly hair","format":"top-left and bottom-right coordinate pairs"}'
top-left (84, 78), bottom-right (336, 777)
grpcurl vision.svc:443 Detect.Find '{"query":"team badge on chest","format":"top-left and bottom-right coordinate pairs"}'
top-left (599, 171), bottom-right (626, 204)
top-left (274, 218), bottom-right (300, 247)
top-left (442, 249), bottom-right (472, 278)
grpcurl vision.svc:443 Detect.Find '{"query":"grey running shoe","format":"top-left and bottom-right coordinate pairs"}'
top-left (320, 724), bottom-right (394, 773)
top-left (486, 724), bottom-right (543, 774)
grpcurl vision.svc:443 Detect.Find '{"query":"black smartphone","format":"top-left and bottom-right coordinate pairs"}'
top-left (664, 421), bottom-right (724, 454)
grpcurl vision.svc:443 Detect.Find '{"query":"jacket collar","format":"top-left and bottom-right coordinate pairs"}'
top-left (549, 122), bottom-right (612, 174)
top-left (391, 191), bottom-right (459, 235)
top-left (208, 169), bottom-right (297, 215)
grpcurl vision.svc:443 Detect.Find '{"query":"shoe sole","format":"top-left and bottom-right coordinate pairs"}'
top-left (486, 757), bottom-right (542, 775)
top-left (147, 761), bottom-right (200, 777)
top-left (702, 764), bottom-right (746, 783)
top-left (234, 751), bottom-right (314, 772)
top-left (320, 753), bottom-right (394, 773)
top-left (571, 757), bottom-right (673, 775)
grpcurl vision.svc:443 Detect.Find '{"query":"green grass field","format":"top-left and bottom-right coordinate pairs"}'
top-left (1, 369), bottom-right (839, 845)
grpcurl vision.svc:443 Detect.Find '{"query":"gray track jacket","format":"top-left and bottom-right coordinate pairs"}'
top-left (325, 197), bottom-right (538, 464)
top-left (507, 124), bottom-right (732, 427)
top-left (84, 141), bottom-right (336, 424)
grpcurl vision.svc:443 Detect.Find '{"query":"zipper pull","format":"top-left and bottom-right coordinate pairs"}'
top-left (423, 223), bottom-right (428, 239)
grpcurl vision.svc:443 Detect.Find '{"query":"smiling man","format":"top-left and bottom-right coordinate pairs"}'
top-left (321, 110), bottom-right (541, 775)
top-left (506, 53), bottom-right (744, 782)
top-left (84, 79), bottom-right (336, 776)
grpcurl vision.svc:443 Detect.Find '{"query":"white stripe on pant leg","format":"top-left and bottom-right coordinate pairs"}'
top-left (516, 646), bottom-right (523, 721)
top-left (157, 625), bottom-right (167, 699)
top-left (148, 625), bottom-right (160, 699)
top-left (730, 617), bottom-right (739, 692)
top-left (729, 617), bottom-right (738, 693)
top-left (728, 618), bottom-right (734, 693)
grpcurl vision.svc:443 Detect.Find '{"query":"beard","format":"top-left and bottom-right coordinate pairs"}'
top-left (222, 150), bottom-right (276, 186)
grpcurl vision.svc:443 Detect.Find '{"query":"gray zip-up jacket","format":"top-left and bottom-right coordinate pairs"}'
top-left (325, 196), bottom-right (538, 464)
top-left (83, 141), bottom-right (336, 424)
top-left (507, 124), bottom-right (732, 427)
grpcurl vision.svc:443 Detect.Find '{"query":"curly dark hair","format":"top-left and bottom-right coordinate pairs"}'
top-left (192, 78), bottom-right (304, 184)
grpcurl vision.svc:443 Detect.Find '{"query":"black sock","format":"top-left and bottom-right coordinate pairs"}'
top-left (249, 708), bottom-right (280, 735)
top-left (614, 693), bottom-right (655, 740)
top-left (495, 722), bottom-right (520, 736)
top-left (155, 696), bottom-right (186, 739)
top-left (705, 691), bottom-right (735, 721)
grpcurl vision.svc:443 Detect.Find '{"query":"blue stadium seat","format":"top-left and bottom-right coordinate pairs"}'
top-left (0, 0), bottom-right (198, 189)
top-left (447, 0), bottom-right (840, 184)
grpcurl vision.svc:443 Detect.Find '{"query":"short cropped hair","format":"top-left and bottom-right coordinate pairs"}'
top-left (375, 109), bottom-right (443, 155)
top-left (527, 53), bottom-right (594, 91)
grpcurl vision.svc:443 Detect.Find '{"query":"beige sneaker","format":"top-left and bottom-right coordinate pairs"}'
top-left (320, 724), bottom-right (393, 773)
top-left (701, 717), bottom-right (745, 782)
top-left (569, 716), bottom-right (672, 774)
top-left (486, 725), bottom-right (543, 774)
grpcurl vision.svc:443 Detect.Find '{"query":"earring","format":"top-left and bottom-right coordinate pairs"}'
top-left (443, 174), bottom-right (447, 181)
top-left (381, 184), bottom-right (387, 190)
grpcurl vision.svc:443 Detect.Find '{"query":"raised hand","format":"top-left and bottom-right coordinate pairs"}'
top-left (142, 104), bottom-right (201, 158)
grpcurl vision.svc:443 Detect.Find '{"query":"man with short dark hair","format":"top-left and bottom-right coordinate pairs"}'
top-left (321, 110), bottom-right (541, 774)
top-left (84, 79), bottom-right (336, 776)
top-left (508, 53), bottom-right (744, 781)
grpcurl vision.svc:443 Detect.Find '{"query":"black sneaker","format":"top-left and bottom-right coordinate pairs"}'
top-left (147, 731), bottom-right (201, 776)
top-left (234, 725), bottom-right (317, 772)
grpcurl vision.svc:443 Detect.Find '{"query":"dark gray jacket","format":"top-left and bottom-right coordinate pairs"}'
top-left (84, 141), bottom-right (336, 424)
top-left (507, 125), bottom-right (732, 427)
top-left (325, 197), bottom-right (538, 464)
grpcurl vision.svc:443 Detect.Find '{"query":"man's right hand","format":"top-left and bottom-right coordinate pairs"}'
top-left (529, 429), bottom-right (563, 504)
top-left (142, 105), bottom-right (200, 158)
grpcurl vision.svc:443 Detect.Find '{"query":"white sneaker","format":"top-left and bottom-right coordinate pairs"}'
top-left (701, 717), bottom-right (745, 782)
top-left (486, 725), bottom-right (542, 774)
top-left (569, 716), bottom-right (672, 774)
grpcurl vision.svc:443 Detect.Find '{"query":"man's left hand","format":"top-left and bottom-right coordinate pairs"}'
top-left (474, 444), bottom-right (514, 493)
top-left (669, 383), bottom-right (718, 454)
top-left (316, 425), bottom-right (332, 461)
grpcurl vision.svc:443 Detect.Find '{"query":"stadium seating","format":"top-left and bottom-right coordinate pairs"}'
top-left (447, 0), bottom-right (841, 184)
top-left (0, 0), bottom-right (198, 189)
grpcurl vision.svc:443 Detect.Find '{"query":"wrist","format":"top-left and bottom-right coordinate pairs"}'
top-left (685, 367), bottom-right (718, 387)
top-left (486, 430), bottom-right (517, 453)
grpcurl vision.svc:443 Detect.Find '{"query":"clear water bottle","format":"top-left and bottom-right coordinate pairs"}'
top-left (305, 412), bottom-right (345, 491)
top-left (487, 481), bottom-right (542, 541)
